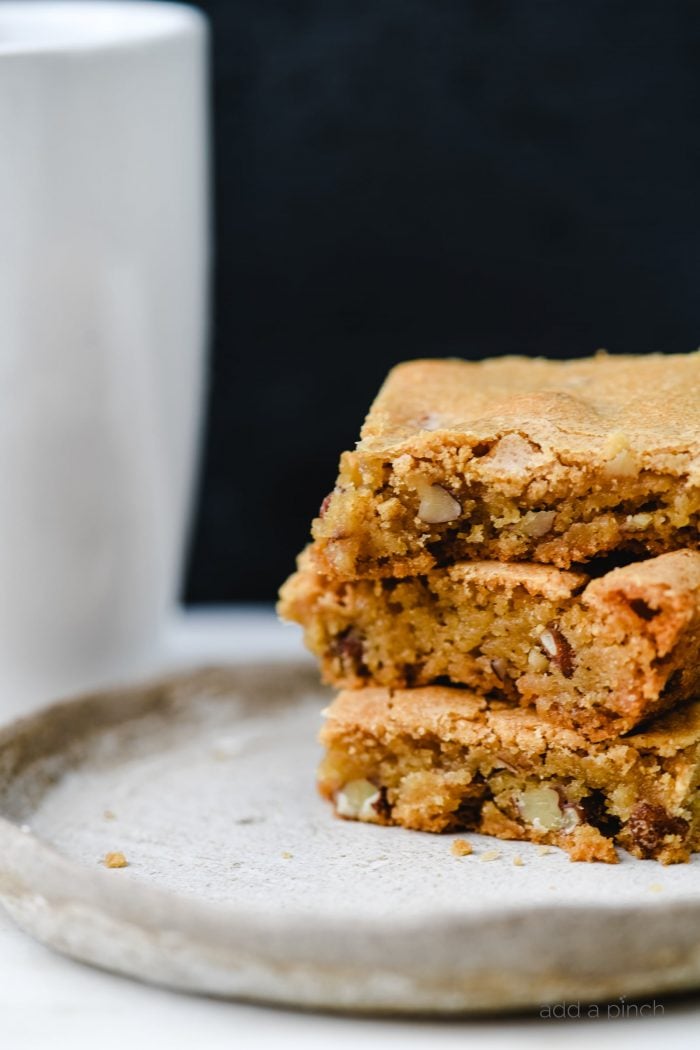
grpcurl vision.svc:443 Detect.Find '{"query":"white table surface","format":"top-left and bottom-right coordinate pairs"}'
top-left (2, 607), bottom-right (699, 1050)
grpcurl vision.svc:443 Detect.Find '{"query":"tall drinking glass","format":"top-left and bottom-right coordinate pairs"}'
top-left (0, 2), bottom-right (209, 711)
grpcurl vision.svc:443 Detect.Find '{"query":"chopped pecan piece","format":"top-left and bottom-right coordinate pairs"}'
top-left (416, 483), bottom-right (461, 524)
top-left (371, 786), bottom-right (392, 821)
top-left (319, 492), bottom-right (333, 518)
top-left (329, 627), bottom-right (367, 675)
top-left (539, 624), bottom-right (575, 678)
top-left (489, 657), bottom-right (508, 682)
top-left (626, 802), bottom-right (689, 857)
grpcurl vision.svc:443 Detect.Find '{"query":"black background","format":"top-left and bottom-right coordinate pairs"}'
top-left (184, 0), bottom-right (700, 604)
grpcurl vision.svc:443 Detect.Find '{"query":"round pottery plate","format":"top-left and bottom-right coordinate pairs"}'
top-left (0, 662), bottom-right (699, 1014)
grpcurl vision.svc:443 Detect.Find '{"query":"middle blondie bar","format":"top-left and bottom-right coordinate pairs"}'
top-left (280, 549), bottom-right (700, 740)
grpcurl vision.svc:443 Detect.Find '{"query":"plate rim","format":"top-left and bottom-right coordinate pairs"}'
top-left (1, 661), bottom-right (700, 1013)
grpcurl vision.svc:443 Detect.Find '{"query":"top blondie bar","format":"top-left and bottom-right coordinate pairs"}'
top-left (312, 353), bottom-right (700, 577)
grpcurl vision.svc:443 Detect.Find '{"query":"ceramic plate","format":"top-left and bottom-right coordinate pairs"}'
top-left (0, 662), bottom-right (699, 1014)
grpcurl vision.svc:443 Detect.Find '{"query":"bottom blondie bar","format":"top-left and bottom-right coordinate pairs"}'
top-left (318, 687), bottom-right (700, 864)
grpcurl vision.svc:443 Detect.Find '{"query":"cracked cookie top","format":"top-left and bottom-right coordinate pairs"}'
top-left (359, 352), bottom-right (700, 466)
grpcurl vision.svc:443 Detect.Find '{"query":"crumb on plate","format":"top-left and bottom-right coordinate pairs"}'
top-left (480, 849), bottom-right (501, 862)
top-left (451, 838), bottom-right (473, 857)
top-left (104, 851), bottom-right (128, 869)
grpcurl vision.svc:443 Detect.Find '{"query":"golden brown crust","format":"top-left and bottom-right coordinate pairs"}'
top-left (319, 686), bottom-right (700, 864)
top-left (360, 354), bottom-right (700, 457)
top-left (322, 683), bottom-right (700, 753)
top-left (585, 549), bottom-right (700, 656)
top-left (439, 560), bottom-right (587, 598)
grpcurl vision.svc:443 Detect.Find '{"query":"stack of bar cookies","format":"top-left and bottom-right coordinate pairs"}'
top-left (279, 353), bottom-right (700, 863)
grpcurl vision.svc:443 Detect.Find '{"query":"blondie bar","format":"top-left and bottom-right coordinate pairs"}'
top-left (311, 354), bottom-right (700, 577)
top-left (280, 549), bottom-right (700, 740)
top-left (319, 686), bottom-right (700, 863)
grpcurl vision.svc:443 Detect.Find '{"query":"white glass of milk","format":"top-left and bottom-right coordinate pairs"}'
top-left (0, 3), bottom-right (209, 709)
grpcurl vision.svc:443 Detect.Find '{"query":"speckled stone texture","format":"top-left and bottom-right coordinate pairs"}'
top-left (1, 665), bottom-right (700, 1013)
